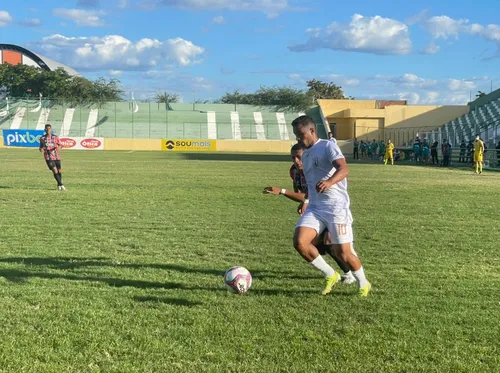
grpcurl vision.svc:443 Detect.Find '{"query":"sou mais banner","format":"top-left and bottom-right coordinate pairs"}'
top-left (162, 139), bottom-right (216, 151)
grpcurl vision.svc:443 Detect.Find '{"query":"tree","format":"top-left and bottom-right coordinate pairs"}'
top-left (155, 91), bottom-right (179, 103)
top-left (217, 87), bottom-right (313, 112)
top-left (476, 90), bottom-right (487, 98)
top-left (306, 79), bottom-right (346, 102)
top-left (0, 63), bottom-right (123, 106)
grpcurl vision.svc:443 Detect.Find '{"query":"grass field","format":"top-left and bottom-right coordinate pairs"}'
top-left (0, 149), bottom-right (499, 372)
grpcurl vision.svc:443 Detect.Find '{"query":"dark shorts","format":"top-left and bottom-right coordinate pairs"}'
top-left (46, 160), bottom-right (62, 171)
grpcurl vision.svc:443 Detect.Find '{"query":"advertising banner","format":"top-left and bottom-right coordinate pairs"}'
top-left (60, 137), bottom-right (105, 150)
top-left (161, 139), bottom-right (216, 151)
top-left (2, 129), bottom-right (44, 147)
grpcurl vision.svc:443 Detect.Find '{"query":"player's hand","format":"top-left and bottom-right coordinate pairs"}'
top-left (263, 187), bottom-right (281, 195)
top-left (316, 179), bottom-right (333, 193)
top-left (297, 202), bottom-right (308, 215)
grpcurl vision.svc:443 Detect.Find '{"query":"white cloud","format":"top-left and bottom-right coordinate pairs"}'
top-left (320, 74), bottom-right (360, 87)
top-left (422, 16), bottom-right (467, 39)
top-left (31, 34), bottom-right (205, 71)
top-left (0, 11), bottom-right (13, 27)
top-left (53, 8), bottom-right (106, 27)
top-left (421, 42), bottom-right (440, 54)
top-left (109, 70), bottom-right (123, 77)
top-left (417, 14), bottom-right (500, 57)
top-left (212, 15), bottom-right (226, 25)
top-left (19, 18), bottom-right (42, 27)
top-left (447, 79), bottom-right (475, 91)
top-left (141, 0), bottom-right (305, 18)
top-left (289, 14), bottom-right (412, 55)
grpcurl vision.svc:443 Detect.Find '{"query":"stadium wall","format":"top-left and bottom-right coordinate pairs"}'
top-left (317, 99), bottom-right (469, 142)
top-left (0, 135), bottom-right (354, 154)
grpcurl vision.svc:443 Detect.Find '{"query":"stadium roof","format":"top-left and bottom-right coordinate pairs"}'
top-left (0, 43), bottom-right (79, 77)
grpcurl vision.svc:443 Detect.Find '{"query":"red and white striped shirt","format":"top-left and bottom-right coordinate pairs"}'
top-left (39, 135), bottom-right (62, 161)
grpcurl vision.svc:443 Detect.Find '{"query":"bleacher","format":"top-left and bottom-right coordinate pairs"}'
top-left (436, 89), bottom-right (500, 147)
top-left (0, 99), bottom-right (326, 140)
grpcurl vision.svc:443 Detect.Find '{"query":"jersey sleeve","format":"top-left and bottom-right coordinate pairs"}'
top-left (55, 136), bottom-right (62, 147)
top-left (289, 165), bottom-right (298, 192)
top-left (325, 140), bottom-right (345, 163)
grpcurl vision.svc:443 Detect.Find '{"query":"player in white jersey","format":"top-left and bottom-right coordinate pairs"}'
top-left (291, 115), bottom-right (371, 296)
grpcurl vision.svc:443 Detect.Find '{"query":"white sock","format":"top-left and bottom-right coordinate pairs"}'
top-left (344, 270), bottom-right (355, 279)
top-left (353, 266), bottom-right (368, 287)
top-left (310, 256), bottom-right (335, 277)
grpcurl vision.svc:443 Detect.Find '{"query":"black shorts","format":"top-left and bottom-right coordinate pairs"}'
top-left (46, 160), bottom-right (62, 170)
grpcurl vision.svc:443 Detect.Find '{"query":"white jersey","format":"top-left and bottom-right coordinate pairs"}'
top-left (302, 139), bottom-right (350, 208)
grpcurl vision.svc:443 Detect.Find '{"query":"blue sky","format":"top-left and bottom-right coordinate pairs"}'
top-left (1, 0), bottom-right (499, 104)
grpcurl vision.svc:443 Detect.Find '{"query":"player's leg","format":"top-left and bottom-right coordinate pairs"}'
top-left (320, 231), bottom-right (356, 284)
top-left (56, 161), bottom-right (65, 190)
top-left (294, 212), bottom-right (340, 294)
top-left (328, 209), bottom-right (371, 296)
top-left (47, 160), bottom-right (62, 189)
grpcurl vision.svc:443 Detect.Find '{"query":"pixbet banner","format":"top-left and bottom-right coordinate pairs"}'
top-left (59, 137), bottom-right (105, 150)
top-left (161, 139), bottom-right (216, 151)
top-left (3, 129), bottom-right (44, 147)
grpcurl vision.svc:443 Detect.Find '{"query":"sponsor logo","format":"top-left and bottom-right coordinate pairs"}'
top-left (60, 138), bottom-right (77, 148)
top-left (165, 140), bottom-right (175, 150)
top-left (81, 138), bottom-right (102, 149)
top-left (162, 139), bottom-right (216, 151)
top-left (3, 129), bottom-right (44, 147)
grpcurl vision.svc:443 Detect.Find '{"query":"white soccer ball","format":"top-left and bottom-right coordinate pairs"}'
top-left (224, 266), bottom-right (252, 294)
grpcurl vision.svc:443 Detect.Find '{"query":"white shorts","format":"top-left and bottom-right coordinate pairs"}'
top-left (296, 206), bottom-right (353, 244)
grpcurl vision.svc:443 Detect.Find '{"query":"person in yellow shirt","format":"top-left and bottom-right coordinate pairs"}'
top-left (384, 139), bottom-right (395, 165)
top-left (474, 134), bottom-right (485, 174)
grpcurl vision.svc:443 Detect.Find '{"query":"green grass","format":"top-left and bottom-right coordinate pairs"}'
top-left (0, 149), bottom-right (499, 372)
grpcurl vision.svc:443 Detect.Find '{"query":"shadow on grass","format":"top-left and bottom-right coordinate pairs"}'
top-left (176, 153), bottom-right (291, 162)
top-left (0, 268), bottom-right (182, 290)
top-left (0, 257), bottom-right (315, 280)
top-left (134, 295), bottom-right (203, 307)
top-left (0, 186), bottom-right (12, 189)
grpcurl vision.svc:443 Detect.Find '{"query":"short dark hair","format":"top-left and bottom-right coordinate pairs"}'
top-left (291, 115), bottom-right (315, 129)
top-left (291, 143), bottom-right (303, 152)
top-left (475, 133), bottom-right (480, 137)
top-left (45, 124), bottom-right (52, 129)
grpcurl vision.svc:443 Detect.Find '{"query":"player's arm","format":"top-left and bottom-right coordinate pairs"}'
top-left (263, 187), bottom-right (305, 203)
top-left (39, 137), bottom-right (45, 152)
top-left (55, 136), bottom-right (63, 151)
top-left (297, 190), bottom-right (309, 215)
top-left (317, 158), bottom-right (349, 193)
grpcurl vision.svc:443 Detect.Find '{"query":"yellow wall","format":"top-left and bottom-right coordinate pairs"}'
top-left (355, 119), bottom-right (383, 141)
top-left (384, 105), bottom-right (469, 129)
top-left (104, 138), bottom-right (161, 151)
top-left (317, 100), bottom-right (469, 143)
top-left (318, 99), bottom-right (376, 117)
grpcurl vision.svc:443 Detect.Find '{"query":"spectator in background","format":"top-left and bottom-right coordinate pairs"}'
top-left (422, 143), bottom-right (430, 164)
top-left (459, 139), bottom-right (467, 163)
top-left (327, 132), bottom-right (337, 144)
top-left (413, 141), bottom-right (421, 164)
top-left (353, 138), bottom-right (359, 160)
top-left (370, 139), bottom-right (378, 160)
top-left (431, 141), bottom-right (439, 165)
top-left (496, 141), bottom-right (500, 167)
top-left (442, 139), bottom-right (451, 167)
top-left (361, 141), bottom-right (368, 158)
top-left (467, 140), bottom-right (474, 163)
top-left (378, 140), bottom-right (386, 160)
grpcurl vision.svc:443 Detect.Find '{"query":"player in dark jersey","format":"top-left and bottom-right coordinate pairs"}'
top-left (39, 124), bottom-right (66, 191)
top-left (264, 143), bottom-right (356, 284)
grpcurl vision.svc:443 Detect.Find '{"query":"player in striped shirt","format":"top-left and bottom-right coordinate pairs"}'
top-left (264, 143), bottom-right (356, 284)
top-left (39, 124), bottom-right (66, 191)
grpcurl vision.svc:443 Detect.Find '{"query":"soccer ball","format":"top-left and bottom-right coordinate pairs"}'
top-left (224, 266), bottom-right (252, 294)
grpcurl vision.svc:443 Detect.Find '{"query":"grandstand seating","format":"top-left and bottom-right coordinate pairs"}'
top-left (436, 91), bottom-right (500, 147)
top-left (0, 99), bottom-right (327, 140)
